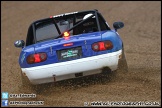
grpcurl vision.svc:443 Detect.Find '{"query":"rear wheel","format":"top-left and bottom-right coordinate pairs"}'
top-left (100, 67), bottom-right (117, 83)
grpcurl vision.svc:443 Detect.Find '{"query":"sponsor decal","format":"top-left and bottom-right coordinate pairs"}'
top-left (53, 11), bottom-right (78, 18)
top-left (61, 50), bottom-right (78, 58)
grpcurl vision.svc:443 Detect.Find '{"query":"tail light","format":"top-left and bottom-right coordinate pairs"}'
top-left (27, 53), bottom-right (47, 64)
top-left (92, 40), bottom-right (113, 52)
top-left (63, 42), bottom-right (73, 47)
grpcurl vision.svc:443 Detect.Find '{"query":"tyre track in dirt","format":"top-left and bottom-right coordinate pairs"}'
top-left (1, 1), bottom-right (161, 107)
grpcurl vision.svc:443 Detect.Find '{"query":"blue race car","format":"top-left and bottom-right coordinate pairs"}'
top-left (14, 9), bottom-right (128, 85)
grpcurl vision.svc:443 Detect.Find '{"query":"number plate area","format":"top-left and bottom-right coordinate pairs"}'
top-left (57, 47), bottom-right (82, 61)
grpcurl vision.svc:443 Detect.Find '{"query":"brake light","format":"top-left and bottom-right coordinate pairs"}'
top-left (98, 42), bottom-right (106, 51)
top-left (34, 54), bottom-right (41, 63)
top-left (92, 41), bottom-right (113, 52)
top-left (26, 53), bottom-right (47, 64)
top-left (63, 31), bottom-right (70, 37)
top-left (63, 43), bottom-right (73, 47)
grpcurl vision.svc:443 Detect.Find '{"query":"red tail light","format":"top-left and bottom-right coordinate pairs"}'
top-left (98, 42), bottom-right (106, 51)
top-left (27, 53), bottom-right (47, 64)
top-left (92, 41), bottom-right (113, 52)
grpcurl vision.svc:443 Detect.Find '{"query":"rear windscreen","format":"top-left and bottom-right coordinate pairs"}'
top-left (36, 21), bottom-right (59, 42)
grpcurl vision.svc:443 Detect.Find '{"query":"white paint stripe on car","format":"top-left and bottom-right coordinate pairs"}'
top-left (21, 49), bottom-right (122, 84)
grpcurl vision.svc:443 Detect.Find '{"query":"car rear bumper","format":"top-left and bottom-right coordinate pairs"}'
top-left (21, 49), bottom-right (122, 84)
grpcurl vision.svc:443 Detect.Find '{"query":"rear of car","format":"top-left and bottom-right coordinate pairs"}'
top-left (16, 10), bottom-right (124, 84)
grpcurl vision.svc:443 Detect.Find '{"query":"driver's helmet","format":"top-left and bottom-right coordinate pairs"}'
top-left (82, 13), bottom-right (97, 33)
top-left (83, 13), bottom-right (95, 20)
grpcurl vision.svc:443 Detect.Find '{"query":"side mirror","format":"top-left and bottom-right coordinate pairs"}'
top-left (113, 22), bottom-right (124, 31)
top-left (14, 40), bottom-right (25, 48)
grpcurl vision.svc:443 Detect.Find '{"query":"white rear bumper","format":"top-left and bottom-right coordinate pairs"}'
top-left (21, 50), bottom-right (122, 84)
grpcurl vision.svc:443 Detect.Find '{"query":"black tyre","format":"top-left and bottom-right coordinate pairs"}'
top-left (100, 67), bottom-right (117, 83)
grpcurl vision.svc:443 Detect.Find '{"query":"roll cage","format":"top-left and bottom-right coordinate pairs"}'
top-left (26, 9), bottom-right (110, 46)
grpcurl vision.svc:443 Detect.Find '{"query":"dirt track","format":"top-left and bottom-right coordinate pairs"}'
top-left (1, 1), bottom-right (161, 107)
